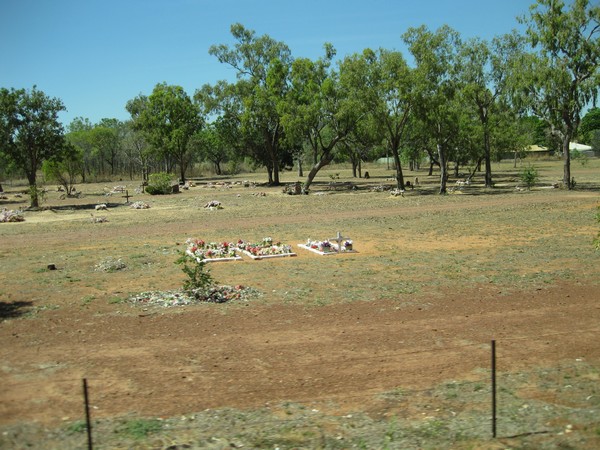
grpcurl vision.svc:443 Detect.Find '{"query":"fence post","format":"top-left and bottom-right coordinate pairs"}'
top-left (491, 340), bottom-right (497, 438)
top-left (83, 378), bottom-right (93, 450)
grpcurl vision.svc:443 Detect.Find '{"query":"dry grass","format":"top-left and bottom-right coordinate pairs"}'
top-left (1, 158), bottom-right (600, 448)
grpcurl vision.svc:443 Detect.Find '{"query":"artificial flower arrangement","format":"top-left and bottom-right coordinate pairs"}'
top-left (305, 239), bottom-right (333, 253)
top-left (236, 237), bottom-right (295, 259)
top-left (298, 233), bottom-right (356, 255)
top-left (185, 238), bottom-right (238, 262)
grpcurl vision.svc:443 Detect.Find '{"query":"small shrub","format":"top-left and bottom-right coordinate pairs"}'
top-left (64, 420), bottom-right (87, 435)
top-left (519, 164), bottom-right (539, 189)
top-left (176, 252), bottom-right (214, 292)
top-left (145, 172), bottom-right (173, 195)
top-left (116, 418), bottom-right (162, 439)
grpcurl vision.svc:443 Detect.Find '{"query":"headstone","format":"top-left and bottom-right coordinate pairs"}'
top-left (329, 231), bottom-right (351, 251)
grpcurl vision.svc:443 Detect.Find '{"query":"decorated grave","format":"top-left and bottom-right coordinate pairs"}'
top-left (185, 238), bottom-right (242, 263)
top-left (185, 237), bottom-right (296, 262)
top-left (298, 231), bottom-right (355, 255)
top-left (235, 237), bottom-right (297, 260)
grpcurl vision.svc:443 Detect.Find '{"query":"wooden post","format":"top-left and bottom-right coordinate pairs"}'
top-left (83, 378), bottom-right (93, 450)
top-left (491, 340), bottom-right (497, 438)
top-left (122, 190), bottom-right (131, 202)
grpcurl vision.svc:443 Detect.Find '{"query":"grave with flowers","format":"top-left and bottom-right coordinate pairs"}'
top-left (235, 237), bottom-right (297, 260)
top-left (185, 238), bottom-right (242, 263)
top-left (297, 231), bottom-right (355, 255)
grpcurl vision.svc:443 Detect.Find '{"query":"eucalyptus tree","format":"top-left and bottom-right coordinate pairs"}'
top-left (125, 95), bottom-right (155, 180)
top-left (340, 48), bottom-right (415, 189)
top-left (209, 23), bottom-right (293, 185)
top-left (194, 116), bottom-right (238, 175)
top-left (342, 115), bottom-right (381, 178)
top-left (196, 80), bottom-right (271, 176)
top-left (403, 25), bottom-right (463, 194)
top-left (90, 118), bottom-right (124, 176)
top-left (283, 44), bottom-right (358, 191)
top-left (459, 34), bottom-right (519, 187)
top-left (121, 120), bottom-right (152, 180)
top-left (511, 0), bottom-right (599, 189)
top-left (66, 117), bottom-right (94, 182)
top-left (41, 142), bottom-right (82, 195)
top-left (0, 86), bottom-right (69, 207)
top-left (128, 83), bottom-right (203, 183)
top-left (579, 107), bottom-right (600, 143)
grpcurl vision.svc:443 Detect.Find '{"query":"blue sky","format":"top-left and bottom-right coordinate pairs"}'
top-left (1, 0), bottom-right (531, 127)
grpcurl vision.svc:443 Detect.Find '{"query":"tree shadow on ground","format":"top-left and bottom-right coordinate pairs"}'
top-left (29, 203), bottom-right (128, 211)
top-left (0, 301), bottom-right (33, 321)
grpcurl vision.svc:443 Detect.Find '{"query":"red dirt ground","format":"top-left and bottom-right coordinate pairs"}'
top-left (1, 188), bottom-right (599, 431)
top-left (1, 279), bottom-right (598, 426)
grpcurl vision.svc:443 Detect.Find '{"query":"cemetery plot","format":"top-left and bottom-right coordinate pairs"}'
top-left (298, 232), bottom-right (355, 255)
top-left (185, 239), bottom-right (242, 263)
top-left (235, 237), bottom-right (297, 260)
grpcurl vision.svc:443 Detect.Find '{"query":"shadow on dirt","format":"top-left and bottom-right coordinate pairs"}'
top-left (27, 203), bottom-right (128, 212)
top-left (0, 301), bottom-right (33, 320)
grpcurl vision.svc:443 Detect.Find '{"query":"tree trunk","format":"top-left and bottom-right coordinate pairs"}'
top-left (27, 174), bottom-right (39, 208)
top-left (272, 158), bottom-right (280, 185)
top-left (562, 135), bottom-right (572, 189)
top-left (303, 153), bottom-right (333, 192)
top-left (179, 161), bottom-right (186, 184)
top-left (484, 125), bottom-right (493, 188)
top-left (391, 148), bottom-right (405, 190)
top-left (297, 159), bottom-right (303, 177)
top-left (438, 143), bottom-right (448, 194)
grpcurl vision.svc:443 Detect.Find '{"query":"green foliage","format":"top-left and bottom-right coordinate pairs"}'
top-left (145, 172), bottom-right (173, 195)
top-left (0, 86), bottom-right (68, 207)
top-left (28, 185), bottom-right (46, 207)
top-left (116, 418), bottom-right (162, 439)
top-left (207, 24), bottom-right (293, 185)
top-left (176, 252), bottom-right (214, 292)
top-left (127, 83), bottom-right (203, 183)
top-left (520, 164), bottom-right (539, 188)
top-left (514, 0), bottom-right (600, 189)
top-left (579, 107), bottom-right (600, 142)
top-left (42, 144), bottom-right (83, 194)
top-left (64, 420), bottom-right (87, 435)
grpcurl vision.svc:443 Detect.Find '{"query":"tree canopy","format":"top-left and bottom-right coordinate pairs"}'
top-left (2, 1), bottom-right (598, 194)
top-left (0, 86), bottom-right (69, 207)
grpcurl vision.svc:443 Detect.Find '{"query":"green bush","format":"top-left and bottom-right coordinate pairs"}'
top-left (176, 252), bottom-right (214, 292)
top-left (519, 164), bottom-right (539, 189)
top-left (145, 172), bottom-right (173, 195)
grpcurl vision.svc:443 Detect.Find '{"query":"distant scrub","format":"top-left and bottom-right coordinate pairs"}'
top-left (145, 172), bottom-right (174, 195)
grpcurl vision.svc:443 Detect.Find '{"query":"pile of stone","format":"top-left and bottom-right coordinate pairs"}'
top-left (128, 285), bottom-right (260, 307)
top-left (0, 209), bottom-right (25, 223)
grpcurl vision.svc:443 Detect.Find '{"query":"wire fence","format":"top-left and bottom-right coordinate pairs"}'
top-left (1, 328), bottom-right (599, 449)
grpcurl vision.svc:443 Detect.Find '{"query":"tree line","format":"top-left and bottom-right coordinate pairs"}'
top-left (1, 0), bottom-right (599, 207)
